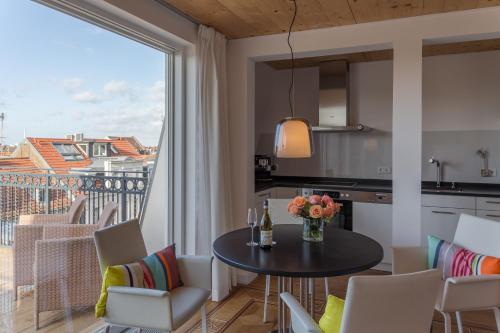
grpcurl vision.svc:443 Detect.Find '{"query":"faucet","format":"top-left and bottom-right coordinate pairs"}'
top-left (429, 157), bottom-right (441, 188)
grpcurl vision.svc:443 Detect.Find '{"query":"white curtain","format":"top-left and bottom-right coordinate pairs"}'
top-left (196, 25), bottom-right (235, 301)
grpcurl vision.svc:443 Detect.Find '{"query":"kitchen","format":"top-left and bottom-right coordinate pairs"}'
top-left (254, 45), bottom-right (500, 272)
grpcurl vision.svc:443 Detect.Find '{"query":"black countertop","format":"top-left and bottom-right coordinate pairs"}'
top-left (255, 176), bottom-right (500, 198)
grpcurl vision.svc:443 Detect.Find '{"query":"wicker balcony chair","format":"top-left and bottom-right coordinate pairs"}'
top-left (19, 195), bottom-right (86, 225)
top-left (12, 201), bottom-right (117, 300)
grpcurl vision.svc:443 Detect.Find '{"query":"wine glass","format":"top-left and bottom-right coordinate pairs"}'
top-left (246, 208), bottom-right (258, 246)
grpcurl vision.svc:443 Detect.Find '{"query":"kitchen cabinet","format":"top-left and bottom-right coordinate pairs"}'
top-left (476, 210), bottom-right (500, 222)
top-left (421, 207), bottom-right (475, 244)
top-left (477, 197), bottom-right (500, 211)
top-left (353, 202), bottom-right (392, 271)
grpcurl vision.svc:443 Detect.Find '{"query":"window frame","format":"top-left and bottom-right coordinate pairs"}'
top-left (93, 143), bottom-right (107, 157)
top-left (53, 143), bottom-right (85, 161)
top-left (35, 0), bottom-right (194, 253)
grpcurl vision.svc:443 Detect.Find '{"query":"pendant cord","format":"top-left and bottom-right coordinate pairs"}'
top-left (287, 0), bottom-right (297, 118)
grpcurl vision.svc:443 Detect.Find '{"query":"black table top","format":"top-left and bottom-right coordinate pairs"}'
top-left (213, 224), bottom-right (383, 278)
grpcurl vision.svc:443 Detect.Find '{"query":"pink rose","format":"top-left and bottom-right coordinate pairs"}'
top-left (321, 194), bottom-right (333, 206)
top-left (328, 202), bottom-right (342, 214)
top-left (288, 202), bottom-right (301, 216)
top-left (309, 205), bottom-right (323, 219)
top-left (309, 195), bottom-right (322, 205)
top-left (322, 206), bottom-right (334, 218)
top-left (292, 196), bottom-right (307, 208)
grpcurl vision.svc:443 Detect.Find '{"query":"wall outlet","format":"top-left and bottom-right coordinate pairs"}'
top-left (377, 166), bottom-right (392, 174)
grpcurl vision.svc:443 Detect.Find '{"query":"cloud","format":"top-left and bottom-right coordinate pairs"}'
top-left (149, 81), bottom-right (165, 102)
top-left (61, 78), bottom-right (84, 93)
top-left (72, 91), bottom-right (101, 103)
top-left (104, 80), bottom-right (129, 95)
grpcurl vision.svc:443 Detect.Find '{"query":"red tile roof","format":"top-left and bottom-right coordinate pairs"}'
top-left (0, 157), bottom-right (41, 173)
top-left (26, 137), bottom-right (92, 173)
top-left (108, 138), bottom-right (142, 159)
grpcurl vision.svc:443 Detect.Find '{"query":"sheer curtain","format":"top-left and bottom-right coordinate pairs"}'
top-left (196, 25), bottom-right (235, 301)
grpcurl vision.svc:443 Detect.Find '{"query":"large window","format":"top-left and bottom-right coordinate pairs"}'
top-left (0, 1), bottom-right (172, 331)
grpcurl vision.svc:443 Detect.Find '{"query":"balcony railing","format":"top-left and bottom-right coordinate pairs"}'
top-left (0, 170), bottom-right (149, 245)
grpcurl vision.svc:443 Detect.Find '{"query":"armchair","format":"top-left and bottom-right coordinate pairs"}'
top-left (19, 195), bottom-right (86, 225)
top-left (93, 219), bottom-right (213, 333)
top-left (393, 214), bottom-right (500, 333)
top-left (281, 269), bottom-right (441, 333)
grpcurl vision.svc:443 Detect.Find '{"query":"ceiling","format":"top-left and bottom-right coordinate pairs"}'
top-left (265, 38), bottom-right (500, 69)
top-left (160, 0), bottom-right (500, 39)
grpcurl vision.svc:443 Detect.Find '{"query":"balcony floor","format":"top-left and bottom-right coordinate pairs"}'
top-left (1, 246), bottom-right (497, 333)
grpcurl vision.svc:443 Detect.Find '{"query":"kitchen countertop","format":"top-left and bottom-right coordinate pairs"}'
top-left (255, 176), bottom-right (500, 198)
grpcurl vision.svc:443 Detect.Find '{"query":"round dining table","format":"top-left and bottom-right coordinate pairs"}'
top-left (213, 224), bottom-right (383, 333)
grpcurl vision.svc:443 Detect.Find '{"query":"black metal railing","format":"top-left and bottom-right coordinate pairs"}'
top-left (0, 170), bottom-right (149, 245)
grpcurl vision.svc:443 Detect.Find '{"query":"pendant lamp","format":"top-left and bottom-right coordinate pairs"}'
top-left (273, 0), bottom-right (313, 158)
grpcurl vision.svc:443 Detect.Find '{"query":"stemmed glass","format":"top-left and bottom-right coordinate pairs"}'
top-left (246, 208), bottom-right (259, 246)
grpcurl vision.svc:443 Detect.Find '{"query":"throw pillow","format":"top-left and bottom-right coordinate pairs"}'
top-left (319, 294), bottom-right (345, 333)
top-left (427, 235), bottom-right (500, 278)
top-left (95, 244), bottom-right (183, 317)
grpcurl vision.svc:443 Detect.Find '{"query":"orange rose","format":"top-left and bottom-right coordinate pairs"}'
top-left (292, 196), bottom-right (307, 208)
top-left (309, 205), bottom-right (323, 219)
top-left (288, 202), bottom-right (301, 216)
top-left (322, 206), bottom-right (334, 218)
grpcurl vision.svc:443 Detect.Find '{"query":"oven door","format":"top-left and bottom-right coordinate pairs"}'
top-left (312, 190), bottom-right (353, 231)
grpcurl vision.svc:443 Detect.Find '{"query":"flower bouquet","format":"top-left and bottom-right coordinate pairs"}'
top-left (287, 194), bottom-right (341, 242)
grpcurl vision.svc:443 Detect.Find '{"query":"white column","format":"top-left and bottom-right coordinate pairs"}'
top-left (392, 38), bottom-right (423, 247)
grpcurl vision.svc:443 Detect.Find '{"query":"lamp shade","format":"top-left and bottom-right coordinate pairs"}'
top-left (274, 117), bottom-right (313, 158)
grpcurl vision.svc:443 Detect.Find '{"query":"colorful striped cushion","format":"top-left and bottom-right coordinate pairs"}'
top-left (95, 244), bottom-right (183, 318)
top-left (427, 235), bottom-right (500, 279)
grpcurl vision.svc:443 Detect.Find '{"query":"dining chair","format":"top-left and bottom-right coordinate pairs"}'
top-left (281, 269), bottom-right (441, 333)
top-left (263, 199), bottom-right (329, 323)
top-left (393, 214), bottom-right (500, 333)
top-left (94, 219), bottom-right (213, 333)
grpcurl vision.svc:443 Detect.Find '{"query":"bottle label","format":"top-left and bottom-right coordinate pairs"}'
top-left (260, 230), bottom-right (273, 246)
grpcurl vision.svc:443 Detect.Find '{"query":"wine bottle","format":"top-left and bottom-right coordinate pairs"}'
top-left (260, 199), bottom-right (273, 249)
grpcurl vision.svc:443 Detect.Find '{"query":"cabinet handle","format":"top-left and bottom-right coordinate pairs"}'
top-left (485, 214), bottom-right (500, 218)
top-left (257, 193), bottom-right (270, 198)
top-left (431, 210), bottom-right (456, 215)
top-left (486, 201), bottom-right (500, 205)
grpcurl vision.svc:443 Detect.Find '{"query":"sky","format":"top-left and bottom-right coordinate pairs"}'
top-left (0, 0), bottom-right (166, 146)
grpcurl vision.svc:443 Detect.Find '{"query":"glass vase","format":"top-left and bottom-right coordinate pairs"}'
top-left (302, 218), bottom-right (324, 242)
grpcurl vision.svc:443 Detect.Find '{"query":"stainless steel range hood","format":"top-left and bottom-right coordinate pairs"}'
top-left (312, 61), bottom-right (371, 132)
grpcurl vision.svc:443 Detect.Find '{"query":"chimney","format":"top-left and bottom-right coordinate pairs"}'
top-left (66, 134), bottom-right (74, 141)
top-left (74, 133), bottom-right (84, 142)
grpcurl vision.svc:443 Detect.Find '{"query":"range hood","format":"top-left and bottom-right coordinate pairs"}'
top-left (312, 61), bottom-right (371, 132)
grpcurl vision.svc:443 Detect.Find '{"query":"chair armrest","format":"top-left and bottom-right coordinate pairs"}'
top-left (447, 274), bottom-right (500, 285)
top-left (439, 274), bottom-right (500, 311)
top-left (392, 246), bottom-right (428, 274)
top-left (43, 224), bottom-right (99, 239)
top-left (281, 292), bottom-right (322, 333)
top-left (108, 286), bottom-right (169, 298)
top-left (177, 255), bottom-right (213, 291)
top-left (19, 213), bottom-right (69, 225)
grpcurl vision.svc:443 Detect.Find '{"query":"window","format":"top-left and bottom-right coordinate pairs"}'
top-left (78, 143), bottom-right (89, 155)
top-left (93, 143), bottom-right (107, 157)
top-left (53, 143), bottom-right (84, 161)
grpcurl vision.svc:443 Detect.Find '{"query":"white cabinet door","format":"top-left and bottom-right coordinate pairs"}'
top-left (421, 207), bottom-right (475, 245)
top-left (273, 187), bottom-right (299, 199)
top-left (476, 210), bottom-right (500, 222)
top-left (353, 202), bottom-right (392, 270)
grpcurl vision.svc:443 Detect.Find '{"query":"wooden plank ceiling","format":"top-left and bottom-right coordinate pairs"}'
top-left (266, 38), bottom-right (500, 69)
top-left (161, 0), bottom-right (500, 39)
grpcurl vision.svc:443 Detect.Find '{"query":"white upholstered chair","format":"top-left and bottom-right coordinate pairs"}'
top-left (393, 214), bottom-right (500, 333)
top-left (93, 219), bottom-right (213, 333)
top-left (281, 269), bottom-right (441, 333)
top-left (263, 199), bottom-right (329, 322)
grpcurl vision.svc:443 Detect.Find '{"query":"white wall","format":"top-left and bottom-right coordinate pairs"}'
top-left (228, 7), bottom-right (500, 250)
top-left (256, 50), bottom-right (500, 183)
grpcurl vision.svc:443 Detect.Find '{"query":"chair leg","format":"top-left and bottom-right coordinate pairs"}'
top-left (456, 312), bottom-right (464, 333)
top-left (442, 312), bottom-right (452, 333)
top-left (493, 307), bottom-right (500, 332)
top-left (201, 304), bottom-right (208, 333)
top-left (324, 277), bottom-right (329, 302)
top-left (263, 275), bottom-right (270, 323)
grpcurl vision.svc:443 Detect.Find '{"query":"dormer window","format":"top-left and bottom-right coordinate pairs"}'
top-left (53, 144), bottom-right (84, 161)
top-left (93, 143), bottom-right (107, 157)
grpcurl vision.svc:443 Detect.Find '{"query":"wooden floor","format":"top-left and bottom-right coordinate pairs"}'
top-left (1, 245), bottom-right (498, 333)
